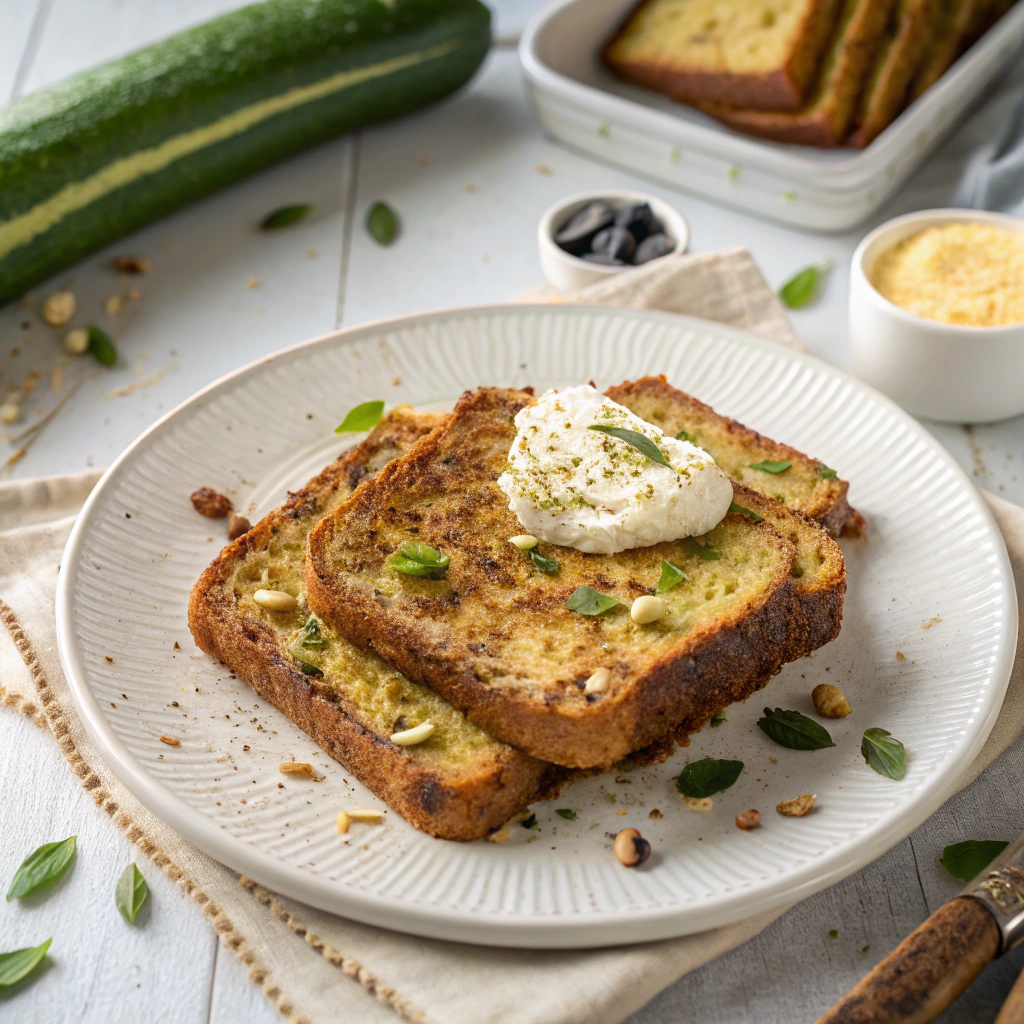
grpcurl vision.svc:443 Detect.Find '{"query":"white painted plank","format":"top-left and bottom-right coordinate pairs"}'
top-left (209, 942), bottom-right (282, 1024)
top-left (485, 0), bottom-right (550, 41)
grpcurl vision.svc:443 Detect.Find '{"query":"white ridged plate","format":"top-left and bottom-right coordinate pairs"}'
top-left (56, 306), bottom-right (1017, 948)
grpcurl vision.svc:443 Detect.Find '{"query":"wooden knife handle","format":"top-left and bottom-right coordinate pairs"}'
top-left (816, 897), bottom-right (1000, 1024)
top-left (995, 964), bottom-right (1024, 1024)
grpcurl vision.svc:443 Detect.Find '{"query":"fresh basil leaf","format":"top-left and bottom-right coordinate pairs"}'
top-left (939, 840), bottom-right (1008, 882)
top-left (862, 727), bottom-right (906, 780)
top-left (6, 836), bottom-right (76, 901)
top-left (296, 615), bottom-right (328, 650)
top-left (555, 809), bottom-right (577, 820)
top-left (88, 325), bottom-right (116, 367)
top-left (521, 813), bottom-right (539, 830)
top-left (389, 542), bottom-right (449, 579)
top-left (681, 537), bottom-right (720, 560)
top-left (566, 586), bottom-right (619, 616)
top-left (588, 425), bottom-right (670, 467)
top-left (675, 758), bottom-right (744, 798)
top-left (749, 460), bottom-right (792, 474)
top-left (779, 266), bottom-right (819, 309)
top-left (367, 201), bottom-right (399, 245)
top-left (710, 710), bottom-right (726, 727)
top-left (729, 502), bottom-right (764, 522)
top-left (334, 400), bottom-right (384, 434)
top-left (0, 939), bottom-right (51, 989)
top-left (657, 559), bottom-right (687, 593)
top-left (675, 429), bottom-right (696, 443)
top-left (527, 547), bottom-right (560, 574)
top-left (115, 863), bottom-right (148, 924)
top-left (260, 203), bottom-right (312, 230)
top-left (818, 464), bottom-right (838, 480)
top-left (757, 708), bottom-right (835, 750)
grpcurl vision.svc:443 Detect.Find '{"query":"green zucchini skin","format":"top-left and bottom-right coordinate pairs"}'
top-left (0, 0), bottom-right (490, 304)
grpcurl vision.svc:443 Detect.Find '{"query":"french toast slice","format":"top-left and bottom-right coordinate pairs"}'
top-left (605, 375), bottom-right (864, 537)
top-left (188, 407), bottom-right (553, 841)
top-left (694, 0), bottom-right (894, 147)
top-left (306, 387), bottom-right (816, 769)
top-left (603, 0), bottom-right (843, 112)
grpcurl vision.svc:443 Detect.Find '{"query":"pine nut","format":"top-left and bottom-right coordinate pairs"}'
top-left (347, 809), bottom-right (383, 823)
top-left (735, 809), bottom-right (761, 830)
top-left (584, 667), bottom-right (611, 694)
top-left (390, 721), bottom-right (435, 746)
top-left (0, 402), bottom-right (20, 425)
top-left (336, 811), bottom-right (350, 834)
top-left (41, 291), bottom-right (76, 326)
top-left (64, 328), bottom-right (89, 354)
top-left (630, 595), bottom-right (666, 624)
top-left (253, 589), bottom-right (297, 612)
top-left (614, 828), bottom-right (651, 867)
top-left (812, 683), bottom-right (851, 718)
top-left (509, 535), bottom-right (538, 551)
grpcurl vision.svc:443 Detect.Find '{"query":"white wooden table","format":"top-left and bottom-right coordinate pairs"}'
top-left (2, 3), bottom-right (1023, 1022)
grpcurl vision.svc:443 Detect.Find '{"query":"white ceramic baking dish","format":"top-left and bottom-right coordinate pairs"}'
top-left (519, 0), bottom-right (1024, 233)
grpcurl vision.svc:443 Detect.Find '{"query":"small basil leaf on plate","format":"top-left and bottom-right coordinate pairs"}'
top-left (115, 863), bottom-right (149, 924)
top-left (388, 542), bottom-right (449, 579)
top-left (88, 325), bottom-right (117, 367)
top-left (939, 840), bottom-right (1009, 882)
top-left (675, 758), bottom-right (744, 798)
top-left (757, 708), bottom-right (835, 750)
top-left (260, 203), bottom-right (311, 230)
top-left (0, 939), bottom-right (51, 989)
top-left (297, 615), bottom-right (328, 649)
top-left (729, 502), bottom-right (764, 522)
top-left (555, 809), bottom-right (577, 820)
top-left (521, 814), bottom-right (539, 830)
top-left (334, 400), bottom-right (384, 434)
top-left (527, 547), bottom-right (560, 573)
top-left (710, 710), bottom-right (726, 727)
top-left (6, 836), bottom-right (77, 901)
top-left (657, 559), bottom-right (687, 593)
top-left (566, 586), bottom-right (619, 616)
top-left (367, 201), bottom-right (399, 245)
top-left (749, 460), bottom-right (791, 474)
top-left (818, 464), bottom-right (838, 480)
top-left (588, 425), bottom-right (670, 467)
top-left (862, 727), bottom-right (906, 780)
top-left (681, 537), bottom-right (720, 560)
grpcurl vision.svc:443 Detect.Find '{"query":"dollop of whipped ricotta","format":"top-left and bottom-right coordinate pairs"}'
top-left (497, 385), bottom-right (733, 554)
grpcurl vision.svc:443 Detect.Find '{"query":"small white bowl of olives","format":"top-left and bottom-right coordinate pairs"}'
top-left (538, 189), bottom-right (690, 293)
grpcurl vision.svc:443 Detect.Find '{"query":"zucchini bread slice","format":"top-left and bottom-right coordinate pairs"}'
top-left (306, 387), bottom-right (815, 769)
top-left (188, 407), bottom-right (552, 841)
top-left (604, 0), bottom-right (843, 111)
top-left (606, 375), bottom-right (864, 537)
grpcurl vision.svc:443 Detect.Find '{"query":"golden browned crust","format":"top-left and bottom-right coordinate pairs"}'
top-left (604, 0), bottom-right (844, 112)
top-left (306, 387), bottom-right (820, 769)
top-left (188, 408), bottom-right (551, 841)
top-left (605, 375), bottom-right (864, 537)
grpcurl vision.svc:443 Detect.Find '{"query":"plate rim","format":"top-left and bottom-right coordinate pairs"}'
top-left (55, 303), bottom-right (1018, 948)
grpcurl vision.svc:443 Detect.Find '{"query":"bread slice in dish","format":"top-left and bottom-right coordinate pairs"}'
top-left (693, 0), bottom-right (895, 146)
top-left (848, 0), bottom-right (940, 148)
top-left (188, 407), bottom-right (553, 841)
top-left (305, 386), bottom-right (843, 769)
top-left (604, 0), bottom-right (844, 112)
top-left (605, 375), bottom-right (863, 537)
top-left (909, 0), bottom-right (991, 100)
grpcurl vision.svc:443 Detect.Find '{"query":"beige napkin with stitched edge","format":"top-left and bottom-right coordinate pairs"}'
top-left (2, 248), bottom-right (1022, 1024)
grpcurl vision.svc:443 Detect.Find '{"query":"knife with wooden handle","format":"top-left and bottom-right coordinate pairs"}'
top-left (818, 833), bottom-right (1024, 1023)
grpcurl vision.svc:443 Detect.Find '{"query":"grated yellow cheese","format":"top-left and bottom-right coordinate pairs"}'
top-left (868, 223), bottom-right (1024, 328)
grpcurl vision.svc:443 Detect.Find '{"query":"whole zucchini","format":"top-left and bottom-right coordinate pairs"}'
top-left (0, 0), bottom-right (490, 305)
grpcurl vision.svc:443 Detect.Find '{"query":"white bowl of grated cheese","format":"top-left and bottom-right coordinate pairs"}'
top-left (850, 208), bottom-right (1024, 424)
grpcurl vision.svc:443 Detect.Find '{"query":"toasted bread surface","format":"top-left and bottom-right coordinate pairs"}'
top-left (306, 387), bottom-right (814, 768)
top-left (694, 0), bottom-right (894, 146)
top-left (909, 0), bottom-right (990, 98)
top-left (188, 407), bottom-right (551, 841)
top-left (606, 375), bottom-right (863, 537)
top-left (604, 0), bottom-right (843, 111)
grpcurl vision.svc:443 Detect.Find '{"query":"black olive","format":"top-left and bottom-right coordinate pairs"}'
top-left (554, 201), bottom-right (615, 255)
top-left (582, 252), bottom-right (625, 266)
top-left (591, 226), bottom-right (636, 262)
top-left (614, 202), bottom-right (656, 243)
top-left (633, 232), bottom-right (674, 265)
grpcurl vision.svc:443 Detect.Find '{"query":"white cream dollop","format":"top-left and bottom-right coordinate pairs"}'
top-left (497, 385), bottom-right (733, 554)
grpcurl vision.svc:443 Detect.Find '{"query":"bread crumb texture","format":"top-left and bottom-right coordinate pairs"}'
top-left (869, 223), bottom-right (1024, 327)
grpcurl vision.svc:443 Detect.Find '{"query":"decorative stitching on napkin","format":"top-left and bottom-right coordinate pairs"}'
top-left (0, 596), bottom-right (311, 1024)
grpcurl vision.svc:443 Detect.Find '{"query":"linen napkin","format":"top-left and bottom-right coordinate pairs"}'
top-left (3, 249), bottom-right (1023, 1024)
